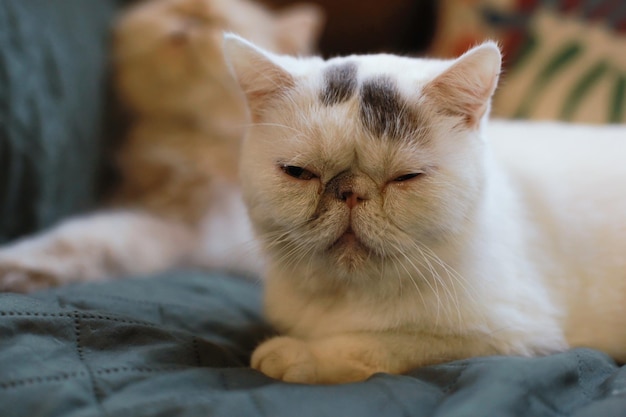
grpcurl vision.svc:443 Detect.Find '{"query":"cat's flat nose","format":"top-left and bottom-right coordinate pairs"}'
top-left (340, 190), bottom-right (365, 209)
top-left (327, 171), bottom-right (370, 208)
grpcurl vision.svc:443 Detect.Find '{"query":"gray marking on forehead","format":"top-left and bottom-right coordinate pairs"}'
top-left (320, 62), bottom-right (358, 106)
top-left (360, 76), bottom-right (427, 141)
top-left (360, 76), bottom-right (403, 138)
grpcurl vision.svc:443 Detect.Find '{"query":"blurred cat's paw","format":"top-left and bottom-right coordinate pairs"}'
top-left (0, 260), bottom-right (60, 293)
top-left (251, 336), bottom-right (319, 383)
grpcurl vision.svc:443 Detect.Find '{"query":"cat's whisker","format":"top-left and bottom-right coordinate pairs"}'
top-left (413, 243), bottom-right (462, 327)
top-left (274, 240), bottom-right (306, 269)
top-left (402, 240), bottom-right (458, 318)
top-left (383, 229), bottom-right (460, 326)
top-left (388, 253), bottom-right (405, 295)
top-left (387, 241), bottom-right (438, 326)
top-left (276, 241), bottom-right (321, 287)
top-left (291, 238), bottom-right (318, 272)
top-left (414, 249), bottom-right (455, 322)
top-left (282, 233), bottom-right (321, 271)
top-left (398, 247), bottom-right (450, 327)
top-left (379, 253), bottom-right (393, 293)
top-left (256, 218), bottom-right (313, 243)
top-left (391, 251), bottom-right (431, 317)
top-left (244, 122), bottom-right (304, 135)
top-left (417, 243), bottom-right (479, 305)
top-left (415, 242), bottom-right (486, 323)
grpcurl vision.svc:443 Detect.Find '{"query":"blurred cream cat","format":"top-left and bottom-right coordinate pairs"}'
top-left (222, 34), bottom-right (626, 384)
top-left (0, 0), bottom-right (322, 289)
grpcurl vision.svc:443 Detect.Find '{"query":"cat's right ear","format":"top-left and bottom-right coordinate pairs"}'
top-left (223, 34), bottom-right (295, 120)
top-left (423, 41), bottom-right (501, 129)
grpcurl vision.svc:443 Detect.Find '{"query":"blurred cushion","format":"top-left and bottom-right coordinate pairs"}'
top-left (0, 0), bottom-right (124, 243)
top-left (430, 0), bottom-right (626, 123)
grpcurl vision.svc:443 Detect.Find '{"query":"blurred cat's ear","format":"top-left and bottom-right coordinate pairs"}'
top-left (223, 34), bottom-right (295, 120)
top-left (423, 41), bottom-right (501, 129)
top-left (274, 3), bottom-right (324, 55)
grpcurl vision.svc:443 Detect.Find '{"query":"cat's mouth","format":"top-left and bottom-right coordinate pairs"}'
top-left (325, 225), bottom-right (376, 270)
top-left (330, 226), bottom-right (365, 251)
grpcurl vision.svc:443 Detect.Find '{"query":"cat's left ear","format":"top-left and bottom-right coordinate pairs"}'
top-left (223, 34), bottom-right (295, 120)
top-left (423, 41), bottom-right (501, 129)
top-left (274, 4), bottom-right (324, 55)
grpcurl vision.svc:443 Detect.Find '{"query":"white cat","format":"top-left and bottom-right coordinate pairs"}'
top-left (223, 34), bottom-right (626, 384)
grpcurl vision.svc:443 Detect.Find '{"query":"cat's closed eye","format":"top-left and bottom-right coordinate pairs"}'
top-left (392, 173), bottom-right (423, 182)
top-left (281, 165), bottom-right (317, 180)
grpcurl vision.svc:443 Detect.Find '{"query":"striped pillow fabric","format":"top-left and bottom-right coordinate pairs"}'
top-left (430, 0), bottom-right (626, 124)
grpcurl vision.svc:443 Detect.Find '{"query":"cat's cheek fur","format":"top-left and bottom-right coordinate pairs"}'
top-left (242, 168), bottom-right (320, 235)
top-left (383, 123), bottom-right (488, 241)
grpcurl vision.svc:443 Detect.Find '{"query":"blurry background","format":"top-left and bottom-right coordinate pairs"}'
top-left (262, 0), bottom-right (437, 55)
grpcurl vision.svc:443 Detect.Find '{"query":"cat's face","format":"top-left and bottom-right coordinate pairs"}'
top-left (225, 36), bottom-right (501, 277)
top-left (113, 0), bottom-right (323, 117)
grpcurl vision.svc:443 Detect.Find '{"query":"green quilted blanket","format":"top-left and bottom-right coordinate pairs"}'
top-left (0, 271), bottom-right (624, 417)
top-left (0, 0), bottom-right (129, 243)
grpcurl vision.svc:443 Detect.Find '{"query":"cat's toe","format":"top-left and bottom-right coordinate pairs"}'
top-left (251, 336), bottom-right (318, 383)
top-left (0, 263), bottom-right (59, 293)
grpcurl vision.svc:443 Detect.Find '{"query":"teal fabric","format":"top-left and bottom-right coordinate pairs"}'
top-left (0, 0), bottom-right (124, 243)
top-left (0, 271), bottom-right (625, 417)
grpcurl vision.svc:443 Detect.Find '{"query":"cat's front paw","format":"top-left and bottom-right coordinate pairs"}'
top-left (251, 336), bottom-right (319, 384)
top-left (0, 260), bottom-right (60, 293)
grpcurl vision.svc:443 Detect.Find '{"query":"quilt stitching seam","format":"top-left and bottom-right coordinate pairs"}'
top-left (575, 351), bottom-right (592, 402)
top-left (0, 311), bottom-right (156, 326)
top-left (0, 366), bottom-right (196, 390)
top-left (73, 311), bottom-right (108, 417)
top-left (0, 371), bottom-right (88, 390)
top-left (192, 337), bottom-right (203, 367)
top-left (95, 366), bottom-right (193, 374)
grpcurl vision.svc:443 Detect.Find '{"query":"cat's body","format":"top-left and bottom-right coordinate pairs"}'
top-left (0, 0), bottom-right (322, 289)
top-left (222, 35), bottom-right (626, 383)
top-left (488, 121), bottom-right (626, 360)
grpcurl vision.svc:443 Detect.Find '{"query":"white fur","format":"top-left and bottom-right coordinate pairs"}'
top-left (224, 34), bottom-right (626, 384)
top-left (0, 211), bottom-right (195, 291)
top-left (488, 121), bottom-right (626, 359)
top-left (192, 177), bottom-right (262, 276)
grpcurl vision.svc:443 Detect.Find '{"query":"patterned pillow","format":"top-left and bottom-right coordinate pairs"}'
top-left (430, 0), bottom-right (626, 124)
